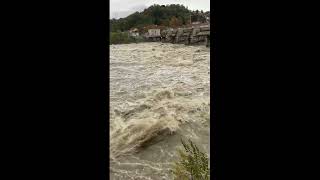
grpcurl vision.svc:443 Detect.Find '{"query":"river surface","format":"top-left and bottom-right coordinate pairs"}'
top-left (110, 42), bottom-right (210, 180)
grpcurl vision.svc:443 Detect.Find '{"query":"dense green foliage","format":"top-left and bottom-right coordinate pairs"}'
top-left (110, 32), bottom-right (144, 44)
top-left (173, 139), bottom-right (210, 180)
top-left (110, 4), bottom-right (209, 32)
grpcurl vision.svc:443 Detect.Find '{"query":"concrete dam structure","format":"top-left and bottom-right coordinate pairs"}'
top-left (146, 24), bottom-right (210, 47)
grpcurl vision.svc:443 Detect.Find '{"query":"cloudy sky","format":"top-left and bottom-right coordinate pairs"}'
top-left (110, 0), bottom-right (210, 19)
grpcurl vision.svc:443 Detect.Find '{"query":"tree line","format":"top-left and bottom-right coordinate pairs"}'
top-left (110, 4), bottom-right (209, 33)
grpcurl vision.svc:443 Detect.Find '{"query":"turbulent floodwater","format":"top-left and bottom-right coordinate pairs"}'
top-left (110, 42), bottom-right (210, 180)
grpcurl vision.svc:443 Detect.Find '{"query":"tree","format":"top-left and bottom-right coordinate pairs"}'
top-left (169, 16), bottom-right (182, 28)
top-left (109, 4), bottom-right (202, 32)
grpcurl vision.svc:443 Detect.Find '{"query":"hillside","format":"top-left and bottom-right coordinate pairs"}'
top-left (110, 4), bottom-right (209, 33)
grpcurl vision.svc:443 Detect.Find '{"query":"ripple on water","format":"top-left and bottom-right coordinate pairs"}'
top-left (110, 42), bottom-right (210, 180)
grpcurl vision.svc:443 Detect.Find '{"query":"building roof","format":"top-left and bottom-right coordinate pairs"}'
top-left (129, 28), bottom-right (139, 32)
top-left (143, 24), bottom-right (166, 31)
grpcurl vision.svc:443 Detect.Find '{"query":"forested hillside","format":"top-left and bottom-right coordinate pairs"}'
top-left (110, 4), bottom-right (209, 32)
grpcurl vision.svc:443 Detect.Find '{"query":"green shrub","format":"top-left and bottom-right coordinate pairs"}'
top-left (110, 32), bottom-right (137, 44)
top-left (172, 139), bottom-right (209, 180)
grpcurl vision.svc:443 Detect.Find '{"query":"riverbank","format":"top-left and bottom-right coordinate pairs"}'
top-left (110, 32), bottom-right (145, 45)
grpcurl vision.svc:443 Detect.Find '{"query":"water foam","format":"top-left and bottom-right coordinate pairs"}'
top-left (110, 42), bottom-right (210, 180)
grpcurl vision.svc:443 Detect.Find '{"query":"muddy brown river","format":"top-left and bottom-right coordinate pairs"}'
top-left (110, 42), bottom-right (210, 180)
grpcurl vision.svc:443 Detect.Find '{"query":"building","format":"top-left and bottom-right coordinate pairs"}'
top-left (144, 28), bottom-right (161, 41)
top-left (129, 28), bottom-right (139, 37)
top-left (147, 29), bottom-right (161, 37)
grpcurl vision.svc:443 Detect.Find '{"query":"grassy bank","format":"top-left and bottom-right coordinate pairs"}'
top-left (110, 32), bottom-right (145, 45)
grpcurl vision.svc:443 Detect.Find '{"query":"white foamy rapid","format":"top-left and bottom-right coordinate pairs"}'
top-left (110, 42), bottom-right (210, 180)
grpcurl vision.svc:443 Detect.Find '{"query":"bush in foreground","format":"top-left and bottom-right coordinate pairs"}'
top-left (173, 139), bottom-right (209, 180)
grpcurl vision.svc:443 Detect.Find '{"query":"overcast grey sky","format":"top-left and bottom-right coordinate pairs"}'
top-left (110, 0), bottom-right (210, 19)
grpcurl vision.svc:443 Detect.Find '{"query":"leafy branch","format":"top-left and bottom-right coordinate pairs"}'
top-left (172, 139), bottom-right (209, 180)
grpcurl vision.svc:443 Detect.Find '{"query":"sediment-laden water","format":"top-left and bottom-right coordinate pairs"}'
top-left (110, 42), bottom-right (210, 180)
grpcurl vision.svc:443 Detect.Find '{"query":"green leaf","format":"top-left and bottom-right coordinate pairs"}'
top-left (172, 138), bottom-right (209, 179)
